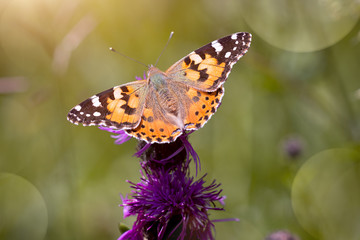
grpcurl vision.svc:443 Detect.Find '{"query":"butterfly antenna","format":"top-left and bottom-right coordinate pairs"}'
top-left (109, 47), bottom-right (148, 68)
top-left (154, 31), bottom-right (174, 67)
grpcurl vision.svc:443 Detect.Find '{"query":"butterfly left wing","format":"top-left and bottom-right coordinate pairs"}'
top-left (67, 80), bottom-right (147, 129)
top-left (166, 32), bottom-right (251, 92)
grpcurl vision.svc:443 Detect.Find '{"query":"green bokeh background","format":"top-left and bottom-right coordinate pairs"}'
top-left (1, 0), bottom-right (360, 239)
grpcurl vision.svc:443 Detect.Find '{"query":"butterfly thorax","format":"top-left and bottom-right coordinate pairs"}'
top-left (147, 66), bottom-right (179, 116)
top-left (147, 66), bottom-right (167, 90)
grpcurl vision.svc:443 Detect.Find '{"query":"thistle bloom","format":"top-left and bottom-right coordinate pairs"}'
top-left (119, 163), bottom-right (224, 240)
top-left (112, 130), bottom-right (225, 240)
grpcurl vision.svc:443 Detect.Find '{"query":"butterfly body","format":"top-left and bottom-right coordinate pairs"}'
top-left (68, 32), bottom-right (252, 143)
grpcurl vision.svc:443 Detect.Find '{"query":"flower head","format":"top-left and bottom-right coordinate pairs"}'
top-left (119, 166), bottom-right (224, 240)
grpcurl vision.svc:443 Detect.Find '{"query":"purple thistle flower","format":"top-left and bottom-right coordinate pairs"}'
top-left (114, 122), bottom-right (230, 240)
top-left (119, 167), bottom-right (224, 240)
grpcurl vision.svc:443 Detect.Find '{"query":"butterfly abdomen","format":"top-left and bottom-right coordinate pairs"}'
top-left (157, 88), bottom-right (177, 115)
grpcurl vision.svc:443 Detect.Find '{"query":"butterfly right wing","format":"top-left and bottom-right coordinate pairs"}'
top-left (67, 80), bottom-right (148, 130)
top-left (166, 32), bottom-right (252, 92)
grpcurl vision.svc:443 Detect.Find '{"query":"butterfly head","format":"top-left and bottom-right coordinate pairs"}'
top-left (146, 65), bottom-right (168, 88)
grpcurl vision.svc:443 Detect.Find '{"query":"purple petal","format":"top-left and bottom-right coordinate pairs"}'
top-left (98, 126), bottom-right (132, 145)
top-left (120, 195), bottom-right (132, 218)
top-left (134, 143), bottom-right (151, 157)
top-left (135, 71), bottom-right (146, 81)
top-left (219, 195), bottom-right (226, 205)
top-left (180, 131), bottom-right (200, 173)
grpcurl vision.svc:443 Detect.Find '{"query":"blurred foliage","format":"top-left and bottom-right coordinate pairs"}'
top-left (0, 0), bottom-right (360, 239)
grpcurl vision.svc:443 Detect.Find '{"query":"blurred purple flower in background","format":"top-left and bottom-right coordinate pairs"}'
top-left (282, 136), bottom-right (304, 159)
top-left (265, 230), bottom-right (300, 240)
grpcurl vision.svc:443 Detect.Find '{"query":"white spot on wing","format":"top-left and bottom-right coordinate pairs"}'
top-left (231, 34), bottom-right (237, 40)
top-left (74, 105), bottom-right (81, 111)
top-left (190, 54), bottom-right (202, 64)
top-left (211, 40), bottom-right (223, 53)
top-left (92, 96), bottom-right (102, 107)
top-left (86, 114), bottom-right (90, 117)
top-left (113, 87), bottom-right (122, 99)
top-left (225, 52), bottom-right (231, 58)
top-left (93, 111), bottom-right (101, 117)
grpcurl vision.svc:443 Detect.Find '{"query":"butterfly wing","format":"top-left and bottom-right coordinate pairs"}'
top-left (182, 86), bottom-right (225, 131)
top-left (67, 80), bottom-right (147, 129)
top-left (166, 32), bottom-right (251, 92)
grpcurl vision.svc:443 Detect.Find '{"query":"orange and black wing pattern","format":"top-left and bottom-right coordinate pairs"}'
top-left (67, 80), bottom-right (147, 130)
top-left (166, 32), bottom-right (251, 92)
top-left (183, 86), bottom-right (225, 131)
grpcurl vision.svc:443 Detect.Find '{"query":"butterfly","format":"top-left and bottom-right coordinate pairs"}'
top-left (67, 32), bottom-right (252, 143)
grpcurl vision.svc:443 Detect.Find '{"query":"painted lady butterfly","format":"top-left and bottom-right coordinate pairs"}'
top-left (67, 32), bottom-right (252, 143)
